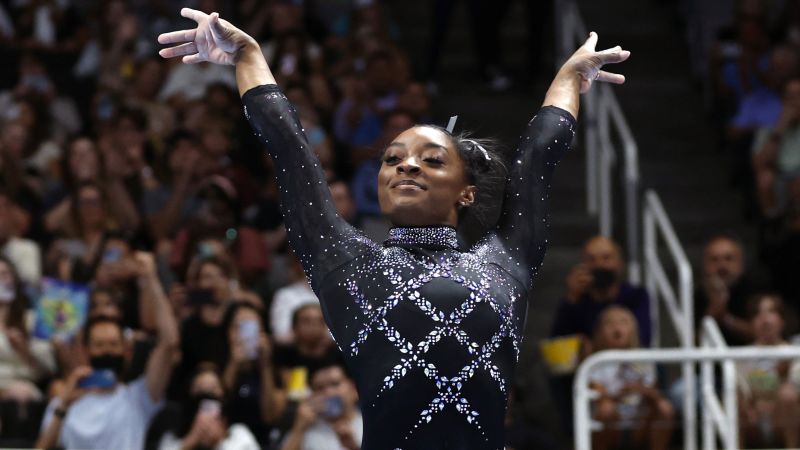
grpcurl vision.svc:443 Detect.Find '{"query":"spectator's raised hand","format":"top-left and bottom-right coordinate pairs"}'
top-left (703, 274), bottom-right (729, 319)
top-left (565, 263), bottom-right (592, 303)
top-left (183, 407), bottom-right (226, 448)
top-left (563, 32), bottom-right (630, 94)
top-left (59, 366), bottom-right (92, 408)
top-left (333, 418), bottom-right (360, 450)
top-left (133, 251), bottom-right (158, 280)
top-left (258, 332), bottom-right (272, 367)
top-left (293, 397), bottom-right (320, 432)
top-left (158, 9), bottom-right (254, 66)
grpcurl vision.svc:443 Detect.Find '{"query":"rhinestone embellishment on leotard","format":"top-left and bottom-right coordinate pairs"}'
top-left (384, 226), bottom-right (460, 250)
top-left (343, 239), bottom-right (524, 443)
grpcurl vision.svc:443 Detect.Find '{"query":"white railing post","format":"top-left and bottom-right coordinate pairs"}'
top-left (642, 190), bottom-right (695, 450)
top-left (574, 347), bottom-right (800, 450)
top-left (585, 84), bottom-right (599, 216)
top-left (701, 317), bottom-right (740, 450)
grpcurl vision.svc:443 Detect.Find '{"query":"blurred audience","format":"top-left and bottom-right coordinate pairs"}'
top-left (147, 363), bottom-right (260, 450)
top-left (550, 236), bottom-right (652, 350)
top-left (36, 253), bottom-right (177, 450)
top-left (737, 293), bottom-right (800, 448)
top-left (589, 306), bottom-right (674, 450)
top-left (280, 358), bottom-right (361, 450)
top-left (695, 234), bottom-right (756, 345)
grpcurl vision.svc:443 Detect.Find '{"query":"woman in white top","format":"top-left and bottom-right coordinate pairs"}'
top-left (0, 256), bottom-right (55, 403)
top-left (156, 364), bottom-right (259, 450)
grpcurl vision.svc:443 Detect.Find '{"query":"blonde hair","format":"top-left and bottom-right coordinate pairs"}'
top-left (592, 305), bottom-right (640, 351)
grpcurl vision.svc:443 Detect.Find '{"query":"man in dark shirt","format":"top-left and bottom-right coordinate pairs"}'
top-left (273, 304), bottom-right (343, 385)
top-left (694, 235), bottom-right (755, 345)
top-left (550, 236), bottom-right (651, 349)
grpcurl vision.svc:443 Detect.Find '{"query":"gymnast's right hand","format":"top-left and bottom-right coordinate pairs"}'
top-left (157, 8), bottom-right (254, 65)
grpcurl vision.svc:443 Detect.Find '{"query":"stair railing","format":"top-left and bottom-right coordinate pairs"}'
top-left (554, 0), bottom-right (641, 284)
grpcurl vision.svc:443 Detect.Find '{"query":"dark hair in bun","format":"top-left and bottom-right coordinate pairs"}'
top-left (415, 124), bottom-right (507, 238)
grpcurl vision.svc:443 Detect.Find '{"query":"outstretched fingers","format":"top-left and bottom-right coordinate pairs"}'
top-left (208, 12), bottom-right (227, 39)
top-left (596, 70), bottom-right (625, 85)
top-left (583, 31), bottom-right (598, 52)
top-left (180, 7), bottom-right (207, 22)
top-left (182, 53), bottom-right (205, 65)
top-left (159, 42), bottom-right (198, 59)
top-left (597, 46), bottom-right (631, 65)
top-left (158, 29), bottom-right (196, 45)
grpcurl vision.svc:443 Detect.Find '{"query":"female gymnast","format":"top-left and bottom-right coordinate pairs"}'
top-left (159, 9), bottom-right (629, 449)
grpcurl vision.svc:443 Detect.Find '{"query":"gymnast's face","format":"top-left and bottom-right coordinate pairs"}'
top-left (378, 126), bottom-right (476, 227)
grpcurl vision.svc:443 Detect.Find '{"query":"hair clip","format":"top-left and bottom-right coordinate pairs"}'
top-left (446, 115), bottom-right (458, 134)
top-left (464, 139), bottom-right (491, 161)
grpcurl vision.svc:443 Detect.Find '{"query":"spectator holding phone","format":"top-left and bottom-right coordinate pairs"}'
top-left (221, 302), bottom-right (285, 443)
top-left (36, 252), bottom-right (178, 450)
top-left (280, 359), bottom-right (361, 450)
top-left (550, 235), bottom-right (652, 350)
top-left (148, 364), bottom-right (259, 450)
top-left (171, 256), bottom-right (240, 397)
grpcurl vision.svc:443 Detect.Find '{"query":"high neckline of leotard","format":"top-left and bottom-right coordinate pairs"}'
top-left (383, 226), bottom-right (460, 251)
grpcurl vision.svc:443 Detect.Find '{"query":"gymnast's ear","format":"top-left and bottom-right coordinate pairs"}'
top-left (458, 186), bottom-right (477, 208)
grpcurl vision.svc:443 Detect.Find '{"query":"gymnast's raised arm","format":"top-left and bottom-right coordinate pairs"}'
top-left (158, 9), bottom-right (370, 290)
top-left (494, 32), bottom-right (629, 287)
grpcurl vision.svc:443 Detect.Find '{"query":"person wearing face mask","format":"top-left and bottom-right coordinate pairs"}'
top-left (146, 364), bottom-right (259, 450)
top-left (36, 252), bottom-right (178, 450)
top-left (550, 235), bottom-right (652, 350)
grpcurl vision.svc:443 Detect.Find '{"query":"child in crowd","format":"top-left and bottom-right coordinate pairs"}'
top-left (737, 293), bottom-right (800, 448)
top-left (589, 306), bottom-right (674, 450)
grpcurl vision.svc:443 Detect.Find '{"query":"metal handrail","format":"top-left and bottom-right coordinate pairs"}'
top-left (573, 346), bottom-right (800, 450)
top-left (643, 189), bottom-right (695, 450)
top-left (700, 317), bottom-right (738, 450)
top-left (555, 0), bottom-right (642, 284)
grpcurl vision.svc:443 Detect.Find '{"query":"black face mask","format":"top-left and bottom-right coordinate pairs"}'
top-left (89, 353), bottom-right (126, 377)
top-left (591, 268), bottom-right (618, 290)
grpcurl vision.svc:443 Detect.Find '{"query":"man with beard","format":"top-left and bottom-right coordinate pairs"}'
top-left (36, 253), bottom-right (178, 450)
top-left (695, 234), bottom-right (756, 345)
top-left (550, 235), bottom-right (651, 350)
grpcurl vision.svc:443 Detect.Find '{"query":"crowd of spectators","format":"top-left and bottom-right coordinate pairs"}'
top-left (696, 2), bottom-right (800, 445)
top-left (0, 0), bottom-right (439, 449)
top-left (544, 2), bottom-right (800, 447)
top-left (699, 0), bottom-right (800, 315)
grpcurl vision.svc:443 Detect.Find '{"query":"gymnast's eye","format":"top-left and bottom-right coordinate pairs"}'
top-left (383, 155), bottom-right (400, 164)
top-left (424, 158), bottom-right (443, 165)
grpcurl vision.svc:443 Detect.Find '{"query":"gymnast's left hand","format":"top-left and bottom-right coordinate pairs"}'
top-left (157, 8), bottom-right (254, 65)
top-left (564, 32), bottom-right (630, 94)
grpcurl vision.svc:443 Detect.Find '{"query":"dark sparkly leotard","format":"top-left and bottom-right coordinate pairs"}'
top-left (242, 84), bottom-right (575, 450)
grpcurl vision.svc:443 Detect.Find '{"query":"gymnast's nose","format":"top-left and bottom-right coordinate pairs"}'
top-left (397, 157), bottom-right (421, 174)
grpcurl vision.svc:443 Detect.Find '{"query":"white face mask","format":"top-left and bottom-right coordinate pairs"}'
top-left (0, 282), bottom-right (16, 303)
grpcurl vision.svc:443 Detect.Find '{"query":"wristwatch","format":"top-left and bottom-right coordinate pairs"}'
top-left (54, 406), bottom-right (68, 419)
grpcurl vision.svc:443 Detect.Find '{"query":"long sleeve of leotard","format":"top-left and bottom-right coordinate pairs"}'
top-left (241, 84), bottom-right (373, 291)
top-left (494, 106), bottom-right (576, 288)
